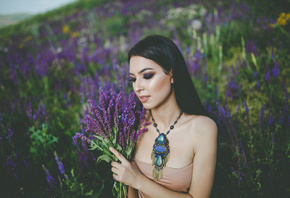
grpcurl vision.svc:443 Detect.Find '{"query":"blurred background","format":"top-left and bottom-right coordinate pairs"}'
top-left (0, 0), bottom-right (289, 197)
top-left (0, 0), bottom-right (78, 27)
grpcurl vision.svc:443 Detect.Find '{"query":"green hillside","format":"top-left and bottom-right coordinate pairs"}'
top-left (0, 0), bottom-right (289, 197)
top-left (0, 14), bottom-right (33, 27)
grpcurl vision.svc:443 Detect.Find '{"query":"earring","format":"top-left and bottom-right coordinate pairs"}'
top-left (171, 78), bottom-right (174, 84)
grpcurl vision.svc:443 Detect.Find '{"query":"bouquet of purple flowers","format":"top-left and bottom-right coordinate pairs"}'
top-left (74, 87), bottom-right (148, 197)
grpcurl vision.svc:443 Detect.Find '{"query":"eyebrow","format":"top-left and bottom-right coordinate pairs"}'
top-left (129, 68), bottom-right (154, 75)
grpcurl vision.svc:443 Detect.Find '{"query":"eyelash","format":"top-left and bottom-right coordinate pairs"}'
top-left (129, 73), bottom-right (155, 82)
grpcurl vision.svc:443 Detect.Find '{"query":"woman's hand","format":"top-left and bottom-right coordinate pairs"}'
top-left (109, 147), bottom-right (144, 189)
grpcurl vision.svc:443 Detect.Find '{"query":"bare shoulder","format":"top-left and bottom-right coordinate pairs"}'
top-left (186, 115), bottom-right (218, 143)
top-left (192, 116), bottom-right (218, 154)
top-left (195, 115), bottom-right (217, 133)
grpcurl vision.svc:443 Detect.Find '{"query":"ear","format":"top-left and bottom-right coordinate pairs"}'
top-left (169, 69), bottom-right (174, 83)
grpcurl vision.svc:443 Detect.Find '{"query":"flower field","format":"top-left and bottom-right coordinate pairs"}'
top-left (0, 0), bottom-right (289, 197)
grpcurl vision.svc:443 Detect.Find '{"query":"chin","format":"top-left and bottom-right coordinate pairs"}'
top-left (141, 103), bottom-right (152, 110)
top-left (141, 101), bottom-right (158, 110)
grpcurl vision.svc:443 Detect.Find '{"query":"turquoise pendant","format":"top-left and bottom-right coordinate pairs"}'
top-left (151, 133), bottom-right (170, 180)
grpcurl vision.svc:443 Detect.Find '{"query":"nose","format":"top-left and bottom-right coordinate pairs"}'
top-left (134, 78), bottom-right (145, 93)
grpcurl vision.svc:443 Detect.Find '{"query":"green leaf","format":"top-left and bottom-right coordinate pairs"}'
top-left (85, 189), bottom-right (94, 195)
top-left (116, 143), bottom-right (122, 152)
top-left (112, 127), bottom-right (117, 145)
top-left (71, 169), bottom-right (74, 177)
top-left (89, 140), bottom-right (103, 151)
top-left (97, 154), bottom-right (112, 163)
top-left (30, 147), bottom-right (37, 153)
top-left (94, 135), bottom-right (105, 141)
top-left (126, 145), bottom-right (133, 158)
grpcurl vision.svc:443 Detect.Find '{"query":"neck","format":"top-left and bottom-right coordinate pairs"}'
top-left (150, 104), bottom-right (182, 132)
top-left (150, 86), bottom-right (183, 131)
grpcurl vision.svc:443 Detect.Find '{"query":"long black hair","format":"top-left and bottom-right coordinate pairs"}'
top-left (128, 35), bottom-right (209, 117)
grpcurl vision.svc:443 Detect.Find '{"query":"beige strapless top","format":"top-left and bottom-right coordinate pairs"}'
top-left (133, 159), bottom-right (193, 198)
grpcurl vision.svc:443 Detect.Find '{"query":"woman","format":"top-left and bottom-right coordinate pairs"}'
top-left (110, 35), bottom-right (217, 198)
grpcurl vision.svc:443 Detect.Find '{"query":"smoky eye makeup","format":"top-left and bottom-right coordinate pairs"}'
top-left (129, 76), bottom-right (136, 82)
top-left (143, 73), bottom-right (155, 79)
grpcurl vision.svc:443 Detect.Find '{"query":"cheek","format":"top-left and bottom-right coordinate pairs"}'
top-left (149, 76), bottom-right (171, 93)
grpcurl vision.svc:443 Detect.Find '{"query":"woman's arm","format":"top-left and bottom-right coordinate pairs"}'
top-left (134, 176), bottom-right (193, 198)
top-left (110, 147), bottom-right (191, 198)
top-left (128, 186), bottom-right (138, 198)
top-left (110, 116), bottom-right (217, 198)
top-left (188, 116), bottom-right (218, 198)
top-left (110, 148), bottom-right (192, 198)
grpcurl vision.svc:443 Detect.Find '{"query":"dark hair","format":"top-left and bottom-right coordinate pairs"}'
top-left (128, 35), bottom-right (209, 117)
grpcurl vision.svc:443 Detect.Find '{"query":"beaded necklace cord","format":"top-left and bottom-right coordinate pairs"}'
top-left (150, 110), bottom-right (183, 135)
top-left (149, 109), bottom-right (183, 180)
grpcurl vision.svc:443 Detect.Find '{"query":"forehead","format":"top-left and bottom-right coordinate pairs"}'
top-left (129, 56), bottom-right (162, 73)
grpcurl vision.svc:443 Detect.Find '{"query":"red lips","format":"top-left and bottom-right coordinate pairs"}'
top-left (139, 95), bottom-right (150, 103)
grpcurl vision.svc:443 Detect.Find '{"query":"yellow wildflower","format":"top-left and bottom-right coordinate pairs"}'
top-left (18, 43), bottom-right (24, 48)
top-left (24, 36), bottom-right (32, 42)
top-left (62, 25), bottom-right (70, 33)
top-left (286, 13), bottom-right (290, 21)
top-left (280, 12), bottom-right (286, 18)
top-left (70, 32), bottom-right (79, 38)
top-left (277, 12), bottom-right (290, 26)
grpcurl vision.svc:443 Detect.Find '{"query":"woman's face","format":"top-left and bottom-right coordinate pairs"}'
top-left (129, 56), bottom-right (174, 110)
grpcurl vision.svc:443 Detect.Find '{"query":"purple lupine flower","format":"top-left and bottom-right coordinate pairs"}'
top-left (129, 129), bottom-right (136, 142)
top-left (271, 50), bottom-right (275, 60)
top-left (272, 61), bottom-right (279, 79)
top-left (54, 151), bottom-right (68, 180)
top-left (6, 154), bottom-right (19, 181)
top-left (81, 137), bottom-right (90, 151)
top-left (254, 70), bottom-right (258, 78)
top-left (216, 102), bottom-right (234, 149)
top-left (236, 146), bottom-right (242, 187)
top-left (23, 157), bottom-right (30, 167)
top-left (243, 99), bottom-right (252, 136)
top-left (268, 113), bottom-right (274, 126)
top-left (114, 92), bottom-right (123, 130)
top-left (80, 87), bottom-right (146, 160)
top-left (233, 104), bottom-right (241, 122)
top-left (239, 140), bottom-right (250, 177)
top-left (207, 104), bottom-right (212, 113)
top-left (193, 49), bottom-right (201, 75)
top-left (257, 79), bottom-right (261, 91)
top-left (98, 87), bottom-right (108, 110)
top-left (134, 127), bottom-right (148, 143)
top-left (246, 40), bottom-right (258, 56)
top-left (0, 113), bottom-right (2, 125)
top-left (225, 105), bottom-right (238, 146)
top-left (73, 133), bottom-right (92, 146)
top-left (215, 85), bottom-right (219, 97)
top-left (8, 128), bottom-right (14, 143)
top-left (77, 148), bottom-right (90, 171)
top-left (42, 165), bottom-right (55, 188)
top-left (86, 100), bottom-right (107, 137)
top-left (279, 112), bottom-right (284, 125)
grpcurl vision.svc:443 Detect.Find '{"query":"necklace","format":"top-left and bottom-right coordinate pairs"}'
top-left (150, 109), bottom-right (183, 180)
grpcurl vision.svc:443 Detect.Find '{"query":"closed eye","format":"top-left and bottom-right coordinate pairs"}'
top-left (143, 73), bottom-right (154, 79)
top-left (129, 77), bottom-right (136, 82)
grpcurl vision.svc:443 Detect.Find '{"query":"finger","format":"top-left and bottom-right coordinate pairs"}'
top-left (111, 166), bottom-right (118, 174)
top-left (109, 147), bottom-right (128, 164)
top-left (111, 161), bottom-right (121, 168)
top-left (113, 173), bottom-right (119, 181)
